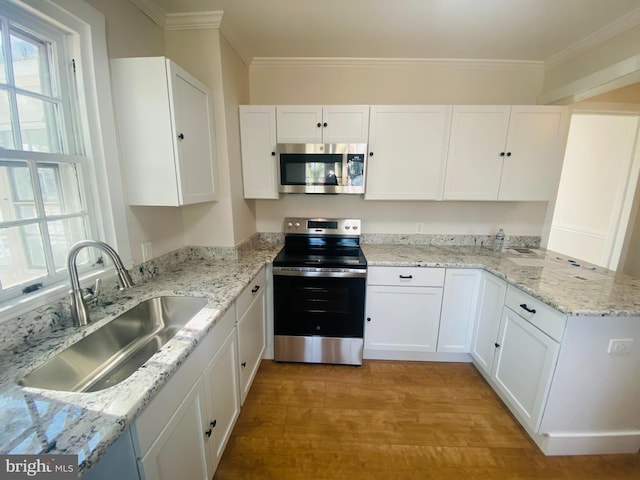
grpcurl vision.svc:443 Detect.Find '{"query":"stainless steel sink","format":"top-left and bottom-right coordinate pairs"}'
top-left (19, 296), bottom-right (207, 393)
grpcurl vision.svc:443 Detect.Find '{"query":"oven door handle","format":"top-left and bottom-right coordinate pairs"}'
top-left (273, 267), bottom-right (366, 278)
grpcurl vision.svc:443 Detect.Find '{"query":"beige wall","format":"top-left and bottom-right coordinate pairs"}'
top-left (87, 0), bottom-right (188, 263)
top-left (165, 29), bottom-right (237, 247)
top-left (250, 61), bottom-right (544, 105)
top-left (220, 34), bottom-right (256, 245)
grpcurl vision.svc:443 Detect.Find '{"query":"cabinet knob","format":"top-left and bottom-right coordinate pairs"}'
top-left (251, 285), bottom-right (261, 294)
top-left (494, 342), bottom-right (501, 348)
top-left (317, 122), bottom-right (322, 128)
top-left (178, 133), bottom-right (184, 140)
top-left (367, 317), bottom-right (371, 322)
top-left (500, 152), bottom-right (505, 157)
top-left (369, 152), bottom-right (374, 157)
top-left (323, 122), bottom-right (328, 127)
top-left (506, 152), bottom-right (512, 157)
top-left (205, 428), bottom-right (212, 438)
top-left (271, 151), bottom-right (276, 156)
top-left (210, 420), bottom-right (217, 428)
top-left (241, 361), bottom-right (247, 368)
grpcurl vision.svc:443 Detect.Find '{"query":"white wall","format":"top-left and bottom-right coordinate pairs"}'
top-left (548, 114), bottom-right (640, 267)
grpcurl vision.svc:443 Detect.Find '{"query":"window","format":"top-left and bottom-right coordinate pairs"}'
top-left (0, 4), bottom-right (97, 301)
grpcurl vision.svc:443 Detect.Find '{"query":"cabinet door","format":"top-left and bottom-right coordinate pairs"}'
top-left (366, 105), bottom-right (452, 200)
top-left (237, 289), bottom-right (266, 404)
top-left (470, 272), bottom-right (507, 376)
top-left (438, 269), bottom-right (480, 353)
top-left (443, 106), bottom-right (510, 200)
top-left (139, 381), bottom-right (209, 480)
top-left (322, 105), bottom-right (370, 143)
top-left (276, 105), bottom-right (323, 143)
top-left (365, 285), bottom-right (443, 356)
top-left (202, 327), bottom-right (240, 473)
top-left (171, 64), bottom-right (217, 205)
top-left (492, 308), bottom-right (560, 432)
top-left (239, 106), bottom-right (279, 199)
top-left (498, 106), bottom-right (569, 201)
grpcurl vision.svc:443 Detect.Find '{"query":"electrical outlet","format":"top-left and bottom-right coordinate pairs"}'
top-left (416, 223), bottom-right (424, 234)
top-left (141, 242), bottom-right (152, 262)
top-left (607, 339), bottom-right (634, 354)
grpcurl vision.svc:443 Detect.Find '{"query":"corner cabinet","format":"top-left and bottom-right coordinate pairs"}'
top-left (239, 106), bottom-right (279, 199)
top-left (443, 105), bottom-right (569, 201)
top-left (471, 277), bottom-right (564, 433)
top-left (111, 57), bottom-right (218, 206)
top-left (365, 105), bottom-right (452, 200)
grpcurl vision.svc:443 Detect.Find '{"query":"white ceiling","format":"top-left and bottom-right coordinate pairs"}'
top-left (144, 0), bottom-right (640, 64)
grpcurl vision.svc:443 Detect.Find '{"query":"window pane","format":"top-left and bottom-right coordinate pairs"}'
top-left (0, 224), bottom-right (46, 290)
top-left (38, 162), bottom-right (83, 215)
top-left (0, 90), bottom-right (14, 149)
top-left (10, 27), bottom-right (51, 95)
top-left (0, 160), bottom-right (37, 221)
top-left (48, 216), bottom-right (88, 272)
top-left (0, 24), bottom-right (6, 84)
top-left (16, 93), bottom-right (62, 152)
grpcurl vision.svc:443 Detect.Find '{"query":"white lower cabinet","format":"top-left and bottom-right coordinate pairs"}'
top-left (470, 271), bottom-right (507, 375)
top-left (492, 306), bottom-right (560, 431)
top-left (139, 380), bottom-right (209, 480)
top-left (365, 267), bottom-right (445, 360)
top-left (471, 281), bottom-right (564, 433)
top-left (133, 298), bottom-right (249, 480)
top-left (437, 269), bottom-right (480, 353)
top-left (203, 327), bottom-right (241, 473)
top-left (236, 267), bottom-right (266, 405)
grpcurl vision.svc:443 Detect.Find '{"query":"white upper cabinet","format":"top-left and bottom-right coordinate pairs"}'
top-left (111, 57), bottom-right (218, 207)
top-left (239, 106), bottom-right (279, 199)
top-left (444, 105), bottom-right (569, 201)
top-left (276, 105), bottom-right (370, 143)
top-left (498, 106), bottom-right (569, 201)
top-left (365, 105), bottom-right (452, 200)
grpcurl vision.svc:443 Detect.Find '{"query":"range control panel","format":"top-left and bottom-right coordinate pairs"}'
top-left (284, 217), bottom-right (361, 236)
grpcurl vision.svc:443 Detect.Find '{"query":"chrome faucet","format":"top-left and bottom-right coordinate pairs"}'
top-left (67, 240), bottom-right (134, 326)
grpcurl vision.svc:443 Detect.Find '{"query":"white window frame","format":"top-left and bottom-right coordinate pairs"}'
top-left (0, 0), bottom-right (131, 322)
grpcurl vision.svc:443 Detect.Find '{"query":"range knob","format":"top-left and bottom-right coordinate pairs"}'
top-left (287, 222), bottom-right (293, 228)
top-left (352, 225), bottom-right (359, 231)
top-left (294, 222), bottom-right (301, 228)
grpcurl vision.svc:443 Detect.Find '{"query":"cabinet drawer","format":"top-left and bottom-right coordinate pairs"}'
top-left (367, 267), bottom-right (445, 287)
top-left (236, 267), bottom-right (266, 319)
top-left (504, 286), bottom-right (566, 341)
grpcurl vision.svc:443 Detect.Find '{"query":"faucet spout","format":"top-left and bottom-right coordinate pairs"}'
top-left (67, 240), bottom-right (134, 326)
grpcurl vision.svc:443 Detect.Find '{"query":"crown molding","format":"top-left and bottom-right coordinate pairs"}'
top-left (165, 11), bottom-right (223, 31)
top-left (545, 7), bottom-right (640, 69)
top-left (219, 23), bottom-right (252, 66)
top-left (538, 53), bottom-right (640, 105)
top-left (250, 57), bottom-right (543, 71)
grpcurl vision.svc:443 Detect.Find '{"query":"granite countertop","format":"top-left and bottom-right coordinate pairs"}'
top-left (2, 240), bottom-right (640, 478)
top-left (0, 243), bottom-right (281, 477)
top-left (362, 244), bottom-right (640, 317)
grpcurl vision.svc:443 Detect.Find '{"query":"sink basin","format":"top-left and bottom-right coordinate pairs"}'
top-left (19, 295), bottom-right (207, 393)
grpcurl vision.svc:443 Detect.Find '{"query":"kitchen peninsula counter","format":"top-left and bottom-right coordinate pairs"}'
top-left (362, 243), bottom-right (640, 317)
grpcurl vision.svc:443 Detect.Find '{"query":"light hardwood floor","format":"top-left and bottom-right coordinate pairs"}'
top-left (214, 360), bottom-right (640, 479)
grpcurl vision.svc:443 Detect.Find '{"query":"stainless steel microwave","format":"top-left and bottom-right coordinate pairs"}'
top-left (277, 143), bottom-right (367, 194)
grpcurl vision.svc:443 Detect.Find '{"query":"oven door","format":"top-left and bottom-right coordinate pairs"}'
top-left (273, 270), bottom-right (366, 338)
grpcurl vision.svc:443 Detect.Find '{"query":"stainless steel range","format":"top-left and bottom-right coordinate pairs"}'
top-left (272, 217), bottom-right (367, 366)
